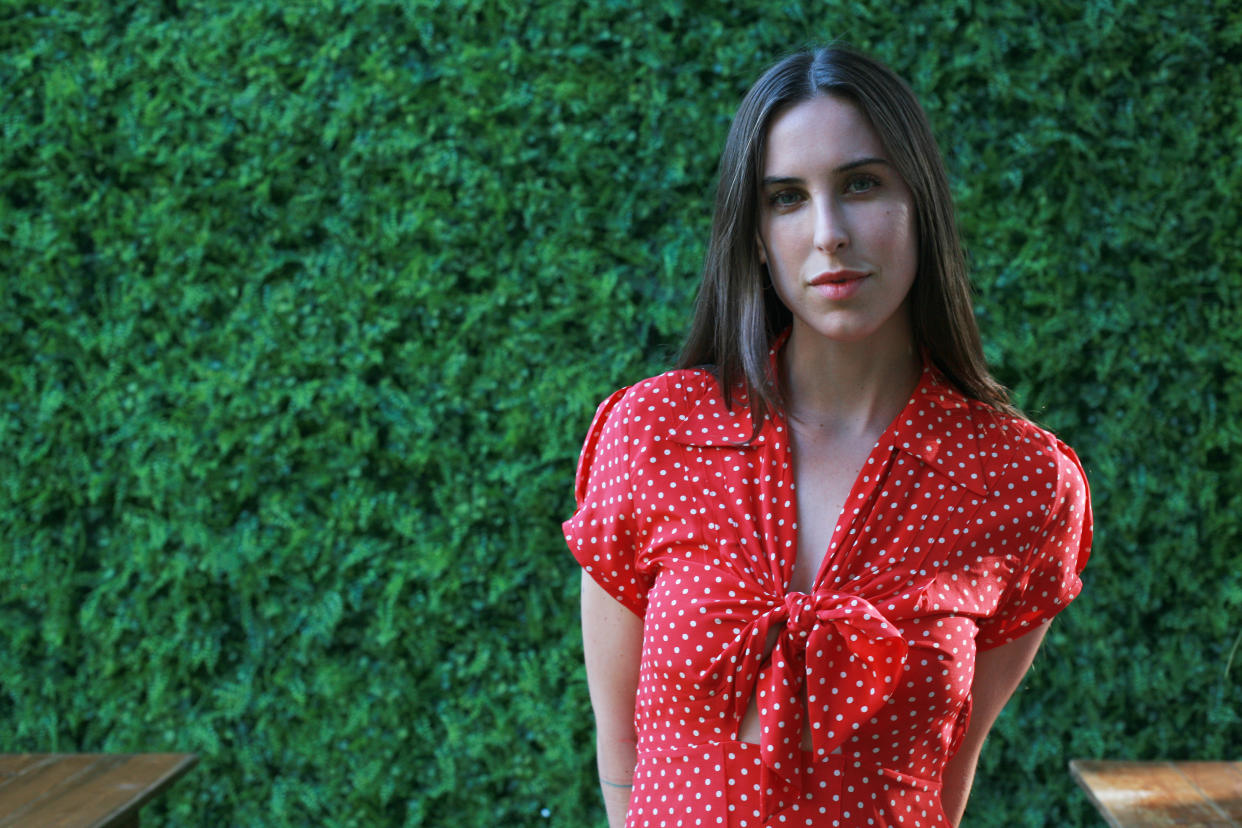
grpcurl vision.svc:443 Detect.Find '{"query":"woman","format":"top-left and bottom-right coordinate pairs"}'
top-left (564, 44), bottom-right (1091, 828)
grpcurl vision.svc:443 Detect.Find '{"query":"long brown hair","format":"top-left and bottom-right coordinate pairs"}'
top-left (678, 44), bottom-right (1019, 429)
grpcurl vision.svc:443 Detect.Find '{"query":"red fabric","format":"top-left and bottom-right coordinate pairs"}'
top-left (565, 361), bottom-right (1091, 827)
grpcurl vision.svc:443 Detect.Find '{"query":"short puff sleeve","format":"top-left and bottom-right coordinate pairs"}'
top-left (563, 386), bottom-right (653, 617)
top-left (976, 436), bottom-right (1093, 649)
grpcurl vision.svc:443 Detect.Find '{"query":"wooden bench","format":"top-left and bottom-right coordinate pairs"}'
top-left (0, 754), bottom-right (197, 827)
top-left (1070, 759), bottom-right (1242, 827)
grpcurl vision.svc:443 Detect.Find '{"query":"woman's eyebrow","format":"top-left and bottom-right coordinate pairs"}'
top-left (761, 176), bottom-right (802, 187)
top-left (836, 156), bottom-right (889, 173)
top-left (762, 157), bottom-right (890, 187)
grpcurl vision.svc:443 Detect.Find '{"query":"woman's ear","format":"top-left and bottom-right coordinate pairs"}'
top-left (756, 234), bottom-right (767, 265)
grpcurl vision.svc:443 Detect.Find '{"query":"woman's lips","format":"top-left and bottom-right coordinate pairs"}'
top-left (809, 270), bottom-right (868, 300)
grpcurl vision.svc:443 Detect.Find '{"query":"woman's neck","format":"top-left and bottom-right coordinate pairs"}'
top-left (780, 321), bottom-right (922, 439)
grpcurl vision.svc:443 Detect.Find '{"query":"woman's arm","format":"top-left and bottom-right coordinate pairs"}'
top-left (581, 571), bottom-right (644, 828)
top-left (941, 624), bottom-right (1050, 826)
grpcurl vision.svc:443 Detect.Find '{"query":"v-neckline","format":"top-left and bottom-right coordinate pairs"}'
top-left (779, 374), bottom-right (924, 594)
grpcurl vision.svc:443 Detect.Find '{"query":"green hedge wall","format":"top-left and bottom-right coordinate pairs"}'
top-left (2, 1), bottom-right (1239, 825)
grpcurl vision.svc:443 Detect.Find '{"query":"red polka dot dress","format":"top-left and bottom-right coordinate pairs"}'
top-left (564, 359), bottom-right (1091, 827)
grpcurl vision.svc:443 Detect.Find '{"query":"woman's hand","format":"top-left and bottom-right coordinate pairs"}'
top-left (581, 572), bottom-right (644, 828)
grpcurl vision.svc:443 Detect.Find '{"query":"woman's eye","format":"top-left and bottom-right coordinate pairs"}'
top-left (769, 190), bottom-right (803, 208)
top-left (845, 175), bottom-right (881, 194)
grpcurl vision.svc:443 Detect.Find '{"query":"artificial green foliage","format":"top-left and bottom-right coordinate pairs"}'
top-left (1, 0), bottom-right (1239, 825)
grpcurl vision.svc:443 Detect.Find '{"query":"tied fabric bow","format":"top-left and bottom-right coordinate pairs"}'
top-left (761, 591), bottom-right (908, 766)
top-left (696, 589), bottom-right (910, 822)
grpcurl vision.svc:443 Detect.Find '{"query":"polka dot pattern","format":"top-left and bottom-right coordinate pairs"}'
top-left (565, 360), bottom-right (1092, 827)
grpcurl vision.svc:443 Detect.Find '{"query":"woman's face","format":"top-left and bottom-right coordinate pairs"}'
top-left (758, 95), bottom-right (917, 349)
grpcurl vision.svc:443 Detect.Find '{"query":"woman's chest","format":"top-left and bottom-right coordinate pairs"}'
top-left (633, 440), bottom-right (1025, 686)
top-left (787, 424), bottom-right (878, 594)
top-left (636, 438), bottom-right (998, 592)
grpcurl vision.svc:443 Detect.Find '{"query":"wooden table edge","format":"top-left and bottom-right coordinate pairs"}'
top-left (1068, 759), bottom-right (1130, 828)
top-left (94, 753), bottom-right (200, 827)
top-left (1068, 759), bottom-right (1242, 828)
top-left (0, 753), bottom-right (199, 828)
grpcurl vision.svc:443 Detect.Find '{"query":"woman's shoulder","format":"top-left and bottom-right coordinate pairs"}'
top-left (589, 367), bottom-right (760, 447)
top-left (964, 399), bottom-right (1090, 506)
top-left (597, 366), bottom-right (726, 421)
top-left (572, 369), bottom-right (721, 504)
top-left (916, 369), bottom-right (1081, 469)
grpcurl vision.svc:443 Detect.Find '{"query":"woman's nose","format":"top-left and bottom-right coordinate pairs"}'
top-left (813, 198), bottom-right (849, 252)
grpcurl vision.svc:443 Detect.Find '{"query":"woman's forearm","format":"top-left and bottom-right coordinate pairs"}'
top-left (581, 573), bottom-right (644, 828)
top-left (596, 754), bottom-right (635, 828)
top-left (940, 741), bottom-right (979, 827)
top-left (597, 735), bottom-right (636, 828)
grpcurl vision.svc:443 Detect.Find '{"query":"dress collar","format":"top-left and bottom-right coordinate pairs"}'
top-left (669, 334), bottom-right (991, 496)
top-left (890, 367), bottom-right (991, 496)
